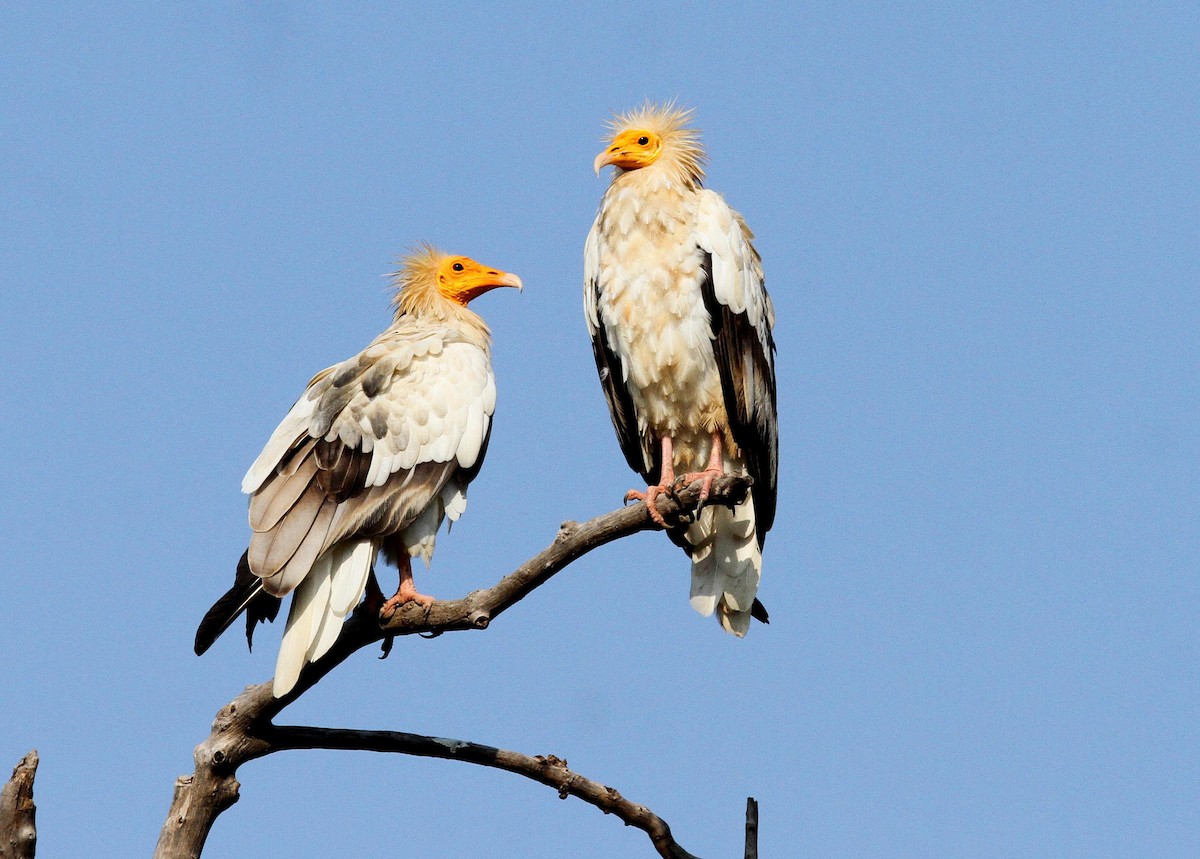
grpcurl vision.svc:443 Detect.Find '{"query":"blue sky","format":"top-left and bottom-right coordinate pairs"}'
top-left (2, 3), bottom-right (1197, 857)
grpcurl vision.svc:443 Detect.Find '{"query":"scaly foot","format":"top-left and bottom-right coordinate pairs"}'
top-left (675, 467), bottom-right (725, 505)
top-left (675, 432), bottom-right (726, 505)
top-left (380, 584), bottom-right (434, 619)
top-left (625, 436), bottom-right (678, 528)
top-left (625, 483), bottom-right (673, 527)
top-left (379, 558), bottom-right (434, 619)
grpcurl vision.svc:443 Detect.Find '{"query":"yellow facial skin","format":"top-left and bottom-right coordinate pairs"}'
top-left (436, 256), bottom-right (523, 306)
top-left (594, 129), bottom-right (664, 174)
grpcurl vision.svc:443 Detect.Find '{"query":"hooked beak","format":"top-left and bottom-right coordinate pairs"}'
top-left (453, 268), bottom-right (523, 306)
top-left (594, 147), bottom-right (619, 176)
top-left (492, 270), bottom-right (523, 292)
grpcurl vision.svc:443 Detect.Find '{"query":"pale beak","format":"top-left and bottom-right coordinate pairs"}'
top-left (493, 271), bottom-right (523, 292)
top-left (594, 147), bottom-right (619, 176)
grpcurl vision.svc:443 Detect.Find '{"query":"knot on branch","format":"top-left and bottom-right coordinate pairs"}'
top-left (467, 609), bottom-right (490, 628)
top-left (198, 740), bottom-right (240, 777)
top-left (534, 755), bottom-right (574, 799)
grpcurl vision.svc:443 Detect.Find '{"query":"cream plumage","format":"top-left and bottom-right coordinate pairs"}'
top-left (196, 247), bottom-right (521, 696)
top-left (585, 104), bottom-right (777, 635)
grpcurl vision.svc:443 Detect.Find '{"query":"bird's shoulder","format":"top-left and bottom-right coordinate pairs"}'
top-left (692, 189), bottom-right (772, 330)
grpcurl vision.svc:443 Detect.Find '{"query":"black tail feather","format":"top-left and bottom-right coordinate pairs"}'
top-left (194, 551), bottom-right (282, 655)
top-left (751, 598), bottom-right (769, 625)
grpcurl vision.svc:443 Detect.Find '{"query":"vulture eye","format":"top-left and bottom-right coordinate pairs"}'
top-left (452, 262), bottom-right (464, 272)
top-left (637, 136), bottom-right (650, 145)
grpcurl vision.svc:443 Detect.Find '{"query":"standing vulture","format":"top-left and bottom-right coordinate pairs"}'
top-left (195, 246), bottom-right (521, 696)
top-left (585, 103), bottom-right (777, 636)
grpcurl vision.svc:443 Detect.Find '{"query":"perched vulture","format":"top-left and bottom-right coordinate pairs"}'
top-left (195, 246), bottom-right (521, 696)
top-left (585, 103), bottom-right (777, 636)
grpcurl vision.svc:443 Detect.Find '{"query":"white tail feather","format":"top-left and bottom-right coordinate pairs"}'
top-left (273, 552), bottom-right (334, 696)
top-left (330, 540), bottom-right (375, 615)
top-left (686, 499), bottom-right (760, 638)
top-left (309, 541), bottom-right (375, 662)
top-left (307, 548), bottom-right (349, 663)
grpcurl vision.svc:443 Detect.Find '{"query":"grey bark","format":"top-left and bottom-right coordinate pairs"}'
top-left (745, 797), bottom-right (759, 859)
top-left (0, 750), bottom-right (37, 859)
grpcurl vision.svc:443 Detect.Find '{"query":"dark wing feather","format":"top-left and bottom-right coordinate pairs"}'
top-left (314, 437), bottom-right (372, 502)
top-left (700, 251), bottom-right (779, 545)
top-left (194, 551), bottom-right (281, 655)
top-left (586, 277), bottom-right (659, 485)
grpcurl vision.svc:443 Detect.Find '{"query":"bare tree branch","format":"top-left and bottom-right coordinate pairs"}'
top-left (372, 474), bottom-right (752, 640)
top-left (155, 478), bottom-right (751, 858)
top-left (0, 750), bottom-right (38, 859)
top-left (744, 797), bottom-right (758, 859)
top-left (264, 725), bottom-right (700, 859)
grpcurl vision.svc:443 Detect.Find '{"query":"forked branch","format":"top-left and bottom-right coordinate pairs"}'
top-left (155, 478), bottom-right (753, 859)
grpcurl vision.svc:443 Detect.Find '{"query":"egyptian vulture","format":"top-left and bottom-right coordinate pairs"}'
top-left (195, 246), bottom-right (521, 696)
top-left (585, 103), bottom-right (778, 636)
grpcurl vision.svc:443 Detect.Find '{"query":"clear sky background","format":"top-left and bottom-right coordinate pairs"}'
top-left (2, 3), bottom-right (1197, 857)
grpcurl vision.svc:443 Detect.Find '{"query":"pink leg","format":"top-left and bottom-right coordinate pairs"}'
top-left (380, 553), bottom-right (435, 618)
top-left (677, 432), bottom-right (726, 504)
top-left (625, 437), bottom-right (675, 527)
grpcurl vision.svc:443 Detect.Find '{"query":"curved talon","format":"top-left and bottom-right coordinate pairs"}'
top-left (379, 589), bottom-right (435, 619)
top-left (678, 467), bottom-right (724, 505)
top-left (626, 484), bottom-right (670, 527)
top-left (380, 554), bottom-right (434, 619)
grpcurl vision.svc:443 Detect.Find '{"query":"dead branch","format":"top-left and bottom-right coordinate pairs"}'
top-left (155, 477), bottom-right (751, 859)
top-left (264, 725), bottom-right (699, 859)
top-left (0, 750), bottom-right (38, 859)
top-left (744, 797), bottom-right (758, 859)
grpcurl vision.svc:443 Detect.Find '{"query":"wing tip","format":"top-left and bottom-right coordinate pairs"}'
top-left (195, 552), bottom-right (280, 655)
